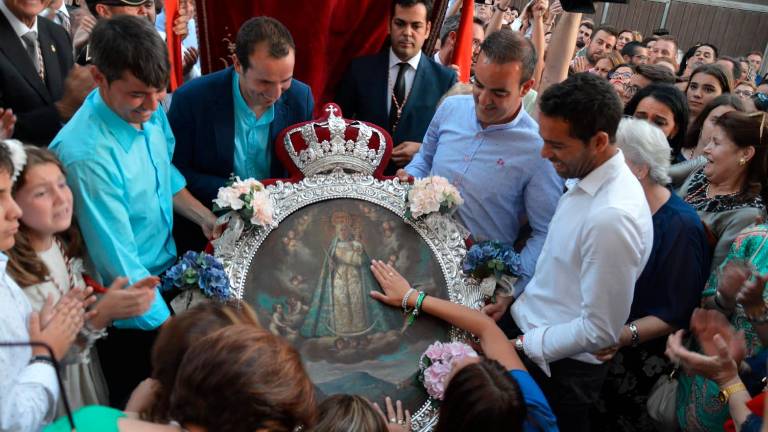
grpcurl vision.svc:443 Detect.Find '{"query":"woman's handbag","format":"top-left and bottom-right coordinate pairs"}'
top-left (647, 365), bottom-right (681, 431)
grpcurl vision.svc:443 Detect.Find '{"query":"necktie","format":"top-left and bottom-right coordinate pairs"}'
top-left (57, 10), bottom-right (71, 34)
top-left (388, 62), bottom-right (408, 132)
top-left (21, 31), bottom-right (43, 80)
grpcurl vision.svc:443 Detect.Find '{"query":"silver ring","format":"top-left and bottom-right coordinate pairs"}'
top-left (398, 420), bottom-right (407, 426)
top-left (389, 418), bottom-right (397, 423)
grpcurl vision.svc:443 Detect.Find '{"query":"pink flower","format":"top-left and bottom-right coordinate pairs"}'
top-left (213, 186), bottom-right (245, 210)
top-left (248, 190), bottom-right (275, 227)
top-left (424, 341), bottom-right (446, 361)
top-left (408, 176), bottom-right (463, 218)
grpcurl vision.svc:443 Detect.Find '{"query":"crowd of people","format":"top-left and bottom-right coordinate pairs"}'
top-left (0, 0), bottom-right (768, 431)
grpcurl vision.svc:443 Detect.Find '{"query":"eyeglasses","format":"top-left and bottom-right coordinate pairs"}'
top-left (734, 89), bottom-right (755, 98)
top-left (608, 71), bottom-right (633, 81)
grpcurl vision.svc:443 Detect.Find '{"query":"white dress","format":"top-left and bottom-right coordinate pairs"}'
top-left (22, 242), bottom-right (109, 416)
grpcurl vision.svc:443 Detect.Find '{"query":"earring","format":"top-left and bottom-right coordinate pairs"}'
top-left (739, 158), bottom-right (747, 166)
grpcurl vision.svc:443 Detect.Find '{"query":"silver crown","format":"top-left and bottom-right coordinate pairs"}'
top-left (283, 105), bottom-right (387, 176)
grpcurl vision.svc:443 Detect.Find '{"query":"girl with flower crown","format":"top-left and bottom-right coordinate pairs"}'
top-left (6, 146), bottom-right (159, 414)
top-left (369, 260), bottom-right (558, 432)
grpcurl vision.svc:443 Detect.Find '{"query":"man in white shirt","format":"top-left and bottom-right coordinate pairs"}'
top-left (509, 73), bottom-right (653, 432)
top-left (0, 139), bottom-right (84, 431)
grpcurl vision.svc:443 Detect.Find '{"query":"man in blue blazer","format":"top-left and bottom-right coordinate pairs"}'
top-left (335, 0), bottom-right (456, 175)
top-left (169, 16), bottom-right (313, 207)
top-left (168, 16), bottom-right (313, 251)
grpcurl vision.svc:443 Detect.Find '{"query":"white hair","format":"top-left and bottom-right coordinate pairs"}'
top-left (616, 118), bottom-right (671, 185)
top-left (0, 139), bottom-right (26, 183)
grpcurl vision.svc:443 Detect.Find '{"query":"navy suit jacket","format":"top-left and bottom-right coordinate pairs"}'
top-left (334, 50), bottom-right (456, 173)
top-left (168, 67), bottom-right (314, 206)
top-left (0, 13), bottom-right (73, 146)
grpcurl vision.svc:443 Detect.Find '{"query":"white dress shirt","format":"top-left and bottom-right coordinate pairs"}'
top-left (433, 51), bottom-right (443, 65)
top-left (0, 253), bottom-right (60, 431)
top-left (387, 48), bottom-right (421, 113)
top-left (511, 150), bottom-right (653, 376)
top-left (0, 0), bottom-right (38, 49)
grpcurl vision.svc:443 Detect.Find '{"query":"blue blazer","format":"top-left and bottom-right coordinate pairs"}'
top-left (334, 50), bottom-right (456, 173)
top-left (168, 67), bottom-right (314, 206)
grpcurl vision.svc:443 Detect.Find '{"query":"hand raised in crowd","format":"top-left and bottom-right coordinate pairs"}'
top-left (532, 0), bottom-right (549, 19)
top-left (173, 0), bottom-right (192, 41)
top-left (90, 276), bottom-right (160, 329)
top-left (72, 13), bottom-right (97, 51)
top-left (571, 57), bottom-right (592, 74)
top-left (391, 141), bottom-right (421, 167)
top-left (373, 396), bottom-right (411, 432)
top-left (0, 108), bottom-right (16, 140)
top-left (736, 272), bottom-right (768, 316)
top-left (481, 294), bottom-right (514, 321)
top-left (28, 297), bottom-right (85, 360)
top-left (666, 309), bottom-right (745, 387)
top-left (56, 65), bottom-right (97, 121)
top-left (717, 259), bottom-right (753, 309)
top-left (182, 47), bottom-right (199, 76)
top-left (549, 0), bottom-right (564, 15)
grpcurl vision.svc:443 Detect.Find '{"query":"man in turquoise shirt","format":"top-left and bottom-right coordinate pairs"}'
top-left (49, 15), bottom-right (219, 406)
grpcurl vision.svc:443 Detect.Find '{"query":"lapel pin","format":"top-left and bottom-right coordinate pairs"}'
top-left (51, 45), bottom-right (56, 53)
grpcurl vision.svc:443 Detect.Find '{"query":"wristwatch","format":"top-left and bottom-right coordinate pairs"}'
top-left (718, 381), bottom-right (747, 404)
top-left (495, 4), bottom-right (509, 12)
top-left (29, 355), bottom-right (55, 367)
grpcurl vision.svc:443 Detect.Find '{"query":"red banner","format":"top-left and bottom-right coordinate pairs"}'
top-left (165, 0), bottom-right (183, 91)
top-left (451, 0), bottom-right (474, 83)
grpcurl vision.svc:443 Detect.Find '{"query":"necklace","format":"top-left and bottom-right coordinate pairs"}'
top-left (388, 63), bottom-right (413, 133)
top-left (45, 238), bottom-right (79, 297)
top-left (706, 183), bottom-right (741, 198)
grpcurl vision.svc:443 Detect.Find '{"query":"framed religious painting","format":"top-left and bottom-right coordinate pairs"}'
top-left (213, 105), bottom-right (486, 431)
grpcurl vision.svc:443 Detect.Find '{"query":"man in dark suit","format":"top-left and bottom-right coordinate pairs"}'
top-left (335, 0), bottom-right (456, 175)
top-left (168, 16), bottom-right (313, 251)
top-left (0, 0), bottom-right (94, 146)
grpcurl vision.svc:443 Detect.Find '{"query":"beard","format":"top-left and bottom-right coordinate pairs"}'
top-left (576, 40), bottom-right (586, 49)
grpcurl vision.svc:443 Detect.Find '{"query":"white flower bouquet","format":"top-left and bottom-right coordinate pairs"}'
top-left (212, 176), bottom-right (276, 228)
top-left (405, 176), bottom-right (463, 220)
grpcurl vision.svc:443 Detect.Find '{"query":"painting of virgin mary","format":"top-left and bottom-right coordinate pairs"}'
top-left (300, 211), bottom-right (401, 339)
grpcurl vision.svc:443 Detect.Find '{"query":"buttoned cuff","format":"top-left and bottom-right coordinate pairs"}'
top-left (19, 362), bottom-right (59, 421)
top-left (522, 326), bottom-right (551, 377)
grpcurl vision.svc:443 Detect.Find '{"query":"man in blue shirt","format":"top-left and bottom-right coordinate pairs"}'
top-left (399, 29), bottom-right (563, 316)
top-left (49, 15), bottom-right (219, 406)
top-left (168, 16), bottom-right (313, 252)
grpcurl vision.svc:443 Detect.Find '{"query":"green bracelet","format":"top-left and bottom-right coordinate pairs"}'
top-left (407, 291), bottom-right (427, 327)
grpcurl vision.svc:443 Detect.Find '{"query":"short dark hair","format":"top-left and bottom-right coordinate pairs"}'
top-left (621, 41), bottom-right (645, 58)
top-left (655, 35), bottom-right (678, 52)
top-left (635, 64), bottom-right (676, 84)
top-left (748, 51), bottom-right (763, 58)
top-left (235, 17), bottom-right (295, 72)
top-left (539, 73), bottom-right (623, 143)
top-left (435, 359), bottom-right (527, 432)
top-left (624, 84), bottom-right (689, 157)
top-left (439, 15), bottom-right (484, 44)
top-left (718, 56), bottom-right (742, 83)
top-left (0, 141), bottom-right (15, 177)
top-left (391, 0), bottom-right (433, 21)
top-left (580, 21), bottom-right (594, 32)
top-left (479, 28), bottom-right (537, 82)
top-left (595, 25), bottom-right (619, 39)
top-left (90, 15), bottom-right (169, 88)
top-left (717, 111), bottom-right (768, 202)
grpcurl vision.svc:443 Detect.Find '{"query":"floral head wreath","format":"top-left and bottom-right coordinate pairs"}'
top-left (0, 139), bottom-right (26, 183)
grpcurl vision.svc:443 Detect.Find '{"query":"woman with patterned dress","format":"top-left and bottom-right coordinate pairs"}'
top-left (674, 111), bottom-right (768, 431)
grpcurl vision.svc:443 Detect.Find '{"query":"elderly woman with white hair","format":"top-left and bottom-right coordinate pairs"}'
top-left (592, 118), bottom-right (711, 431)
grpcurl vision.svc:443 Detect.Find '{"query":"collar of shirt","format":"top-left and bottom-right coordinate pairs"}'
top-left (0, 0), bottom-right (38, 38)
top-left (232, 71), bottom-right (275, 127)
top-left (56, 2), bottom-right (68, 17)
top-left (0, 251), bottom-right (7, 273)
top-left (433, 51), bottom-right (442, 65)
top-left (389, 48), bottom-right (421, 71)
top-left (91, 90), bottom-right (146, 152)
top-left (574, 149), bottom-right (626, 196)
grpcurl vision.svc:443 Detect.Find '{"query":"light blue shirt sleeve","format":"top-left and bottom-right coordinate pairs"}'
top-left (66, 159), bottom-right (169, 330)
top-left (517, 161), bottom-right (563, 291)
top-left (160, 109), bottom-right (187, 194)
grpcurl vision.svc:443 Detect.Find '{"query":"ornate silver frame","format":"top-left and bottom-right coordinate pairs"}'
top-left (214, 169), bottom-right (484, 431)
